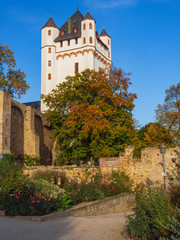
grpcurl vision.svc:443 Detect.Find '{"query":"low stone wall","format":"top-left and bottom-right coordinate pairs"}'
top-left (70, 193), bottom-right (135, 217)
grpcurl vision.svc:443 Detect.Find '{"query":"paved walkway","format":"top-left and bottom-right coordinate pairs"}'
top-left (0, 212), bottom-right (131, 240)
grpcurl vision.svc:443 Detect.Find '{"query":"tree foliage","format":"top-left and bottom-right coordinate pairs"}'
top-left (156, 83), bottom-right (180, 139)
top-left (42, 68), bottom-right (138, 164)
top-left (0, 43), bottom-right (29, 98)
top-left (143, 122), bottom-right (174, 146)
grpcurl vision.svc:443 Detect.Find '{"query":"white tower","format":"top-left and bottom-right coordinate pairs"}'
top-left (41, 11), bottom-right (112, 111)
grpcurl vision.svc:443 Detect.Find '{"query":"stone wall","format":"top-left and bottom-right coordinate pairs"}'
top-left (24, 145), bottom-right (179, 187)
top-left (0, 91), bottom-right (54, 164)
top-left (100, 146), bottom-right (179, 186)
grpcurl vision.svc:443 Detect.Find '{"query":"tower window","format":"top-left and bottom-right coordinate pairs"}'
top-left (89, 23), bottom-right (92, 29)
top-left (48, 60), bottom-right (51, 67)
top-left (108, 52), bottom-right (110, 58)
top-left (108, 39), bottom-right (110, 45)
top-left (48, 30), bottom-right (51, 35)
top-left (61, 30), bottom-right (64, 36)
top-left (74, 63), bottom-right (79, 73)
top-left (83, 23), bottom-right (86, 30)
top-left (60, 41), bottom-right (63, 47)
top-left (48, 73), bottom-right (51, 80)
top-left (75, 38), bottom-right (78, 44)
top-left (83, 37), bottom-right (86, 44)
top-left (68, 40), bottom-right (70, 46)
top-left (48, 48), bottom-right (51, 53)
top-left (89, 37), bottom-right (93, 44)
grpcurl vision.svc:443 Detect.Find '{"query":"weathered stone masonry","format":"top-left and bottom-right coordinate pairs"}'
top-left (0, 91), bottom-right (54, 164)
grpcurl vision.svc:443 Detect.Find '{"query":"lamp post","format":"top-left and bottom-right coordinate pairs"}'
top-left (159, 143), bottom-right (166, 190)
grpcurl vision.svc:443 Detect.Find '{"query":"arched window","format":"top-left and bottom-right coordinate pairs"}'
top-left (74, 28), bottom-right (77, 33)
top-left (108, 52), bottom-right (110, 58)
top-left (48, 73), bottom-right (51, 80)
top-left (48, 60), bottom-right (51, 67)
top-left (83, 23), bottom-right (86, 30)
top-left (48, 48), bottom-right (51, 53)
top-left (89, 23), bottom-right (92, 29)
top-left (61, 30), bottom-right (64, 36)
top-left (108, 39), bottom-right (110, 45)
top-left (83, 37), bottom-right (86, 44)
top-left (89, 37), bottom-right (93, 44)
top-left (48, 30), bottom-right (51, 36)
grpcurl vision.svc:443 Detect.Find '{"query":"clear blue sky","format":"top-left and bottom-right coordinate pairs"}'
top-left (0, 0), bottom-right (179, 127)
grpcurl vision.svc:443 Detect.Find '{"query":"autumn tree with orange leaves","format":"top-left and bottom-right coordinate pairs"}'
top-left (0, 43), bottom-right (29, 98)
top-left (42, 68), bottom-right (138, 164)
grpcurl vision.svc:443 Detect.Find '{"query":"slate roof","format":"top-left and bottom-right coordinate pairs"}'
top-left (42, 17), bottom-right (58, 29)
top-left (23, 101), bottom-right (41, 111)
top-left (54, 10), bottom-right (84, 42)
top-left (83, 11), bottom-right (94, 20)
top-left (100, 28), bottom-right (110, 37)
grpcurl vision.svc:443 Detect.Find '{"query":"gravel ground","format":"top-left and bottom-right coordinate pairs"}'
top-left (0, 212), bottom-right (132, 240)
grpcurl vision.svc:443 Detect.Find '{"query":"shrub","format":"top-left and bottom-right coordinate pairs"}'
top-left (64, 169), bottom-right (132, 205)
top-left (1, 180), bottom-right (71, 216)
top-left (159, 216), bottom-right (180, 240)
top-left (127, 183), bottom-right (172, 239)
top-left (31, 169), bottom-right (68, 188)
top-left (0, 154), bottom-right (25, 194)
top-left (18, 154), bottom-right (40, 166)
top-left (168, 183), bottom-right (180, 208)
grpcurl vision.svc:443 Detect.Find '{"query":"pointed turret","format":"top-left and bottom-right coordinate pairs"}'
top-left (83, 11), bottom-right (94, 21)
top-left (100, 28), bottom-right (110, 37)
top-left (42, 17), bottom-right (58, 29)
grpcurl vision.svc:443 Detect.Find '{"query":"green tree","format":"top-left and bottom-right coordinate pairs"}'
top-left (0, 43), bottom-right (29, 98)
top-left (42, 68), bottom-right (138, 164)
top-left (156, 83), bottom-right (180, 139)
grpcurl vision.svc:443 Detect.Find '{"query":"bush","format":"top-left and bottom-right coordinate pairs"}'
top-left (64, 169), bottom-right (132, 205)
top-left (159, 216), bottom-right (180, 240)
top-left (18, 154), bottom-right (40, 166)
top-left (168, 183), bottom-right (180, 208)
top-left (1, 179), bottom-right (71, 216)
top-left (31, 169), bottom-right (68, 188)
top-left (127, 183), bottom-right (172, 239)
top-left (0, 154), bottom-right (25, 194)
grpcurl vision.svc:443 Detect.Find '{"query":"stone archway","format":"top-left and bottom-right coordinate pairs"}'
top-left (11, 106), bottom-right (24, 157)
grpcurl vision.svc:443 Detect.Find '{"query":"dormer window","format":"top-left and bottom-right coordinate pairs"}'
top-left (48, 30), bottom-right (51, 35)
top-left (74, 28), bottom-right (77, 33)
top-left (89, 23), bottom-right (92, 29)
top-left (61, 30), bottom-right (65, 36)
top-left (83, 23), bottom-right (86, 30)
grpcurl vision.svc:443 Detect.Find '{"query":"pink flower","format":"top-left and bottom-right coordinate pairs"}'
top-left (16, 195), bottom-right (18, 199)
top-left (39, 195), bottom-right (42, 199)
top-left (45, 198), bottom-right (47, 201)
top-left (32, 200), bottom-right (35, 203)
top-left (46, 190), bottom-right (48, 193)
top-left (48, 198), bottom-right (51, 201)
top-left (35, 192), bottom-right (38, 196)
top-left (37, 200), bottom-right (40, 203)
top-left (78, 189), bottom-right (80, 192)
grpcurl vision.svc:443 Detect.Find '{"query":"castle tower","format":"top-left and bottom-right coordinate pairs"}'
top-left (41, 10), bottom-right (112, 111)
